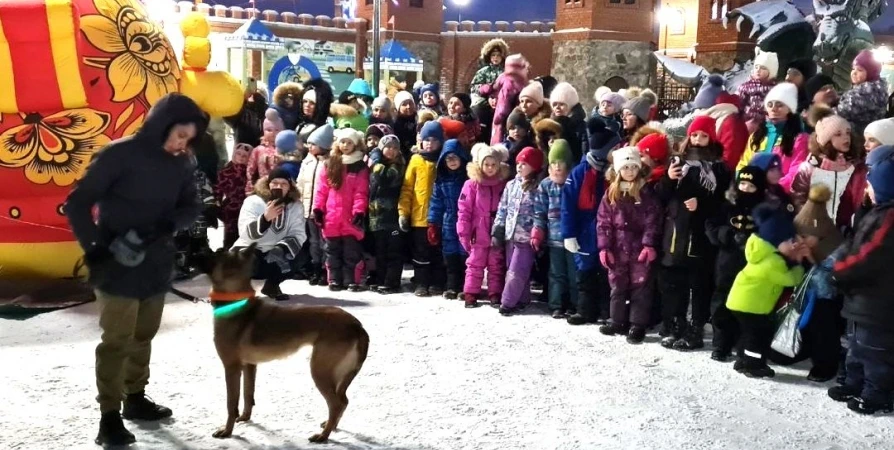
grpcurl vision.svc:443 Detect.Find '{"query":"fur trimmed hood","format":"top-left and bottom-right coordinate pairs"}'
top-left (480, 38), bottom-right (509, 63)
top-left (253, 176), bottom-right (300, 202)
top-left (272, 82), bottom-right (303, 108)
top-left (467, 143), bottom-right (510, 182)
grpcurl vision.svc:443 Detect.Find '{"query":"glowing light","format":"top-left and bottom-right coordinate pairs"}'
top-left (657, 7), bottom-right (684, 26)
top-left (873, 45), bottom-right (893, 64)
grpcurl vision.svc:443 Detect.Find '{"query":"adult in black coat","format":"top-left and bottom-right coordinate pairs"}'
top-left (225, 82), bottom-right (267, 147)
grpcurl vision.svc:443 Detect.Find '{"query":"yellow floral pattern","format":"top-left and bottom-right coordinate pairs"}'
top-left (0, 109), bottom-right (111, 186)
top-left (81, 0), bottom-right (180, 105)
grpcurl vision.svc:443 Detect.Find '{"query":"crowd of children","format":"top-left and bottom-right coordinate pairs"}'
top-left (199, 45), bottom-right (894, 416)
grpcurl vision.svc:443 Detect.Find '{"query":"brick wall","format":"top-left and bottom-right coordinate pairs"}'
top-left (694, 0), bottom-right (755, 53)
top-left (555, 0), bottom-right (656, 43)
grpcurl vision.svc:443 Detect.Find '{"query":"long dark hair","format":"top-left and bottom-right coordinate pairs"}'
top-left (750, 112), bottom-right (802, 157)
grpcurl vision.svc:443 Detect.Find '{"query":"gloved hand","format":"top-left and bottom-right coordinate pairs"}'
top-left (427, 224), bottom-right (440, 246)
top-left (733, 232), bottom-right (749, 247)
top-left (265, 246), bottom-right (291, 274)
top-left (637, 246), bottom-right (657, 263)
top-left (313, 209), bottom-right (324, 228)
top-left (491, 225), bottom-right (505, 248)
top-left (84, 245), bottom-right (113, 269)
top-left (531, 227), bottom-right (545, 252)
top-left (564, 238), bottom-right (580, 254)
top-left (109, 230), bottom-right (147, 267)
top-left (399, 215), bottom-right (410, 232)
top-left (351, 213), bottom-right (365, 231)
top-left (203, 205), bottom-right (220, 229)
top-left (459, 235), bottom-right (471, 253)
top-left (599, 250), bottom-right (615, 268)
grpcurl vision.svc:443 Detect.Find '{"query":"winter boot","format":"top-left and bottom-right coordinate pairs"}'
top-left (376, 285), bottom-right (400, 295)
top-left (567, 313), bottom-right (596, 326)
top-left (499, 306), bottom-right (518, 316)
top-left (122, 391), bottom-right (173, 421)
top-left (828, 385), bottom-right (862, 403)
top-left (711, 348), bottom-right (732, 362)
top-left (308, 267), bottom-right (323, 286)
top-left (414, 286), bottom-right (429, 297)
top-left (429, 286), bottom-right (444, 297)
top-left (627, 326), bottom-right (647, 344)
top-left (807, 366), bottom-right (838, 383)
top-left (443, 289), bottom-right (458, 300)
top-left (347, 283), bottom-right (365, 292)
top-left (464, 293), bottom-right (479, 308)
top-left (261, 280), bottom-right (289, 301)
top-left (846, 397), bottom-right (894, 415)
top-left (95, 411), bottom-right (136, 446)
top-left (673, 324), bottom-right (705, 351)
top-left (488, 295), bottom-right (501, 308)
top-left (551, 310), bottom-right (566, 319)
top-left (329, 282), bottom-right (345, 292)
top-left (660, 320), bottom-right (686, 348)
top-left (599, 322), bottom-right (630, 336)
top-left (740, 359), bottom-right (775, 378)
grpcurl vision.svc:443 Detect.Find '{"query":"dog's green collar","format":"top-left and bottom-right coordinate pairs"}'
top-left (212, 299), bottom-right (249, 318)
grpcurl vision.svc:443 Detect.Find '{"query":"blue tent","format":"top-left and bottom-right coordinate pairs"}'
top-left (224, 18), bottom-right (285, 51)
top-left (363, 40), bottom-right (423, 72)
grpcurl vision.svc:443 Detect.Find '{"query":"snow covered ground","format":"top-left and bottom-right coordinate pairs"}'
top-left (2, 230), bottom-right (892, 449)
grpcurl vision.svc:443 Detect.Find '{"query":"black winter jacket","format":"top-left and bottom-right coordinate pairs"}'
top-left (705, 192), bottom-right (760, 289)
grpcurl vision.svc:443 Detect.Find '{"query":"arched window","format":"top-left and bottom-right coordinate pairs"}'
top-left (604, 76), bottom-right (629, 91)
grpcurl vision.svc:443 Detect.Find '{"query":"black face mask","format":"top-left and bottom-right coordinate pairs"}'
top-left (736, 190), bottom-right (764, 209)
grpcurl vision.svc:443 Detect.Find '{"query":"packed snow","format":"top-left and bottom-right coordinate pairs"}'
top-left (2, 229), bottom-right (893, 450)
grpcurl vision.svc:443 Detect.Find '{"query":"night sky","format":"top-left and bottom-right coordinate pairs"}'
top-left (217, 0), bottom-right (891, 32)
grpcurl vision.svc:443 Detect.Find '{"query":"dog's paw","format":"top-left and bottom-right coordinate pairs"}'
top-left (212, 427), bottom-right (233, 439)
top-left (308, 433), bottom-right (329, 443)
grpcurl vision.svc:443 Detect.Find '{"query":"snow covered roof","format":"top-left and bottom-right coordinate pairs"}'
top-left (224, 18), bottom-right (286, 50)
top-left (653, 52), bottom-right (706, 87)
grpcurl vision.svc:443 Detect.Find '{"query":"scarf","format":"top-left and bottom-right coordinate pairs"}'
top-left (420, 150), bottom-right (440, 162)
top-left (620, 181), bottom-right (634, 192)
top-left (682, 160), bottom-right (717, 193)
top-left (763, 119), bottom-right (784, 153)
top-left (819, 153), bottom-right (851, 172)
top-left (342, 150), bottom-right (365, 165)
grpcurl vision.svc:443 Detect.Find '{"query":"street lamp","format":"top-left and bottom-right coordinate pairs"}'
top-left (452, 0), bottom-right (470, 22)
top-left (372, 0), bottom-right (381, 97)
top-left (656, 7), bottom-right (682, 56)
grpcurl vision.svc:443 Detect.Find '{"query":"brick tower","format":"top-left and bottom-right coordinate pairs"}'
top-left (693, 0), bottom-right (756, 72)
top-left (553, 0), bottom-right (657, 108)
top-left (355, 0), bottom-right (444, 83)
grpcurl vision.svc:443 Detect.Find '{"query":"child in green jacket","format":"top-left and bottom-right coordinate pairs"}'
top-left (726, 203), bottom-right (807, 378)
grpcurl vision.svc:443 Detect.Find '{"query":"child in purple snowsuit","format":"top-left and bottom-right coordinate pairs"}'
top-left (596, 146), bottom-right (662, 344)
top-left (458, 143), bottom-right (511, 308)
top-left (493, 146), bottom-right (544, 315)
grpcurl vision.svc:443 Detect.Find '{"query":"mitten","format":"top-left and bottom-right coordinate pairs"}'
top-left (203, 205), bottom-right (220, 229)
top-left (313, 209), bottom-right (324, 228)
top-left (637, 246), bottom-right (657, 263)
top-left (351, 213), bottom-right (365, 230)
top-left (491, 225), bottom-right (506, 248)
top-left (109, 230), bottom-right (147, 267)
top-left (399, 215), bottom-right (410, 232)
top-left (599, 250), bottom-right (615, 268)
top-left (427, 224), bottom-right (441, 246)
top-left (459, 235), bottom-right (471, 253)
top-left (733, 232), bottom-right (749, 247)
top-left (563, 238), bottom-right (580, 254)
top-left (531, 227), bottom-right (545, 252)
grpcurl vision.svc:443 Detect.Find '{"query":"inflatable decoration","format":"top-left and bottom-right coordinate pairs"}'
top-left (178, 12), bottom-right (242, 118)
top-left (0, 0), bottom-right (180, 280)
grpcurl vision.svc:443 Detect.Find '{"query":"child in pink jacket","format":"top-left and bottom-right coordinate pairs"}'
top-left (246, 109), bottom-right (284, 194)
top-left (458, 143), bottom-right (511, 308)
top-left (312, 128), bottom-right (370, 292)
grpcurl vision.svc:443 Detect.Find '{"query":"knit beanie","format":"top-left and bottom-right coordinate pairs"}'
top-left (516, 146), bottom-right (544, 173)
top-left (867, 145), bottom-right (894, 204)
top-left (600, 92), bottom-right (627, 112)
top-left (267, 167), bottom-right (294, 184)
top-left (622, 97), bottom-right (652, 124)
top-left (804, 74), bottom-right (835, 104)
top-left (438, 117), bottom-right (465, 139)
top-left (865, 119), bottom-right (894, 146)
top-left (793, 184), bottom-right (842, 260)
top-left (303, 89), bottom-right (316, 103)
top-left (636, 132), bottom-right (669, 164)
top-left (394, 90), bottom-right (415, 109)
top-left (264, 108), bottom-right (285, 132)
top-left (550, 82), bottom-right (579, 107)
top-left (787, 59), bottom-right (817, 80)
top-left (548, 139), bottom-right (573, 167)
top-left (372, 95), bottom-right (392, 110)
top-left (764, 82), bottom-right (799, 113)
top-left (715, 92), bottom-right (741, 107)
top-left (749, 152), bottom-right (782, 173)
top-left (334, 127), bottom-right (364, 148)
top-left (519, 81), bottom-right (545, 106)
top-left (307, 123), bottom-right (334, 150)
top-left (687, 115), bottom-right (718, 142)
top-left (507, 109), bottom-right (531, 131)
top-left (754, 48), bottom-right (780, 78)
top-left (853, 49), bottom-right (882, 82)
top-left (451, 93), bottom-right (472, 112)
top-left (587, 116), bottom-right (621, 155)
top-left (379, 134), bottom-right (400, 150)
top-left (693, 74), bottom-right (726, 110)
top-left (472, 143), bottom-right (509, 167)
top-left (753, 203), bottom-right (797, 249)
top-left (815, 115), bottom-right (851, 146)
top-left (420, 83), bottom-right (440, 102)
top-left (612, 146), bottom-right (642, 172)
top-left (737, 165), bottom-right (767, 193)
top-left (420, 120), bottom-right (444, 143)
top-left (274, 130), bottom-right (298, 154)
top-left (366, 123), bottom-right (394, 139)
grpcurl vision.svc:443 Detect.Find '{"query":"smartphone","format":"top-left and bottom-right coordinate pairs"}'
top-left (671, 156), bottom-right (683, 167)
top-left (270, 188), bottom-right (285, 205)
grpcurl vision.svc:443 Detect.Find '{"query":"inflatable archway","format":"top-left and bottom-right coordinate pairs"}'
top-left (0, 0), bottom-right (240, 281)
top-left (267, 54), bottom-right (323, 95)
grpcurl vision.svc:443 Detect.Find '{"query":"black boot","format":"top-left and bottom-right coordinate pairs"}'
top-left (828, 385), bottom-right (861, 403)
top-left (807, 366), bottom-right (838, 383)
top-left (122, 391), bottom-right (173, 421)
top-left (673, 323), bottom-right (705, 351)
top-left (847, 397), bottom-right (894, 415)
top-left (660, 320), bottom-right (686, 348)
top-left (261, 280), bottom-right (289, 301)
top-left (627, 326), bottom-right (646, 344)
top-left (711, 348), bottom-right (732, 362)
top-left (95, 411), bottom-right (136, 445)
top-left (599, 322), bottom-right (629, 336)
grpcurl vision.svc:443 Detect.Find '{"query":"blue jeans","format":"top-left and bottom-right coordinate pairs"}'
top-left (845, 324), bottom-right (894, 405)
top-left (548, 247), bottom-right (579, 313)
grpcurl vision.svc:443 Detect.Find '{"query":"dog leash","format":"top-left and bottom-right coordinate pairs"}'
top-left (170, 287), bottom-right (209, 303)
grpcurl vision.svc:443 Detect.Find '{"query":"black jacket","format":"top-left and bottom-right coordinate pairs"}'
top-left (393, 114), bottom-right (417, 161)
top-left (705, 193), bottom-right (759, 289)
top-left (225, 94), bottom-right (267, 147)
top-left (472, 102), bottom-right (494, 145)
top-left (834, 201), bottom-right (894, 330)
top-left (65, 94), bottom-right (204, 299)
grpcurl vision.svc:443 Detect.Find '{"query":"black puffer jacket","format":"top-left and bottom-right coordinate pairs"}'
top-left (834, 201), bottom-right (894, 330)
top-left (65, 93), bottom-right (204, 299)
top-left (705, 191), bottom-right (761, 289)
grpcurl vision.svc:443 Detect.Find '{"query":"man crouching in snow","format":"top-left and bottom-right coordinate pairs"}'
top-left (65, 93), bottom-right (205, 446)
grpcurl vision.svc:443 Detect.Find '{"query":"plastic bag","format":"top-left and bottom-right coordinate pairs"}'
top-left (771, 266), bottom-right (815, 358)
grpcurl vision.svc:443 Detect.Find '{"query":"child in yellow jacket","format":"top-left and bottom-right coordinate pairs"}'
top-left (726, 203), bottom-right (807, 379)
top-left (399, 121), bottom-right (444, 296)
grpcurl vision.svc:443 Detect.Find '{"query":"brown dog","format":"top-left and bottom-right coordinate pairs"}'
top-left (204, 243), bottom-right (369, 442)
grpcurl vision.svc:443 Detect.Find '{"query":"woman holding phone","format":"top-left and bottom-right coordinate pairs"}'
top-left (232, 167), bottom-right (307, 300)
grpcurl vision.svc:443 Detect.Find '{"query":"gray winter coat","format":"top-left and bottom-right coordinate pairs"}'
top-left (65, 93), bottom-right (204, 299)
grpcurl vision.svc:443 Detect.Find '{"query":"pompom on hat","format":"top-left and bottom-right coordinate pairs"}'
top-left (793, 184), bottom-right (842, 260)
top-left (693, 75), bottom-right (726, 110)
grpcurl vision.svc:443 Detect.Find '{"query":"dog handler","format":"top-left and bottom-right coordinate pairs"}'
top-left (65, 93), bottom-right (206, 446)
